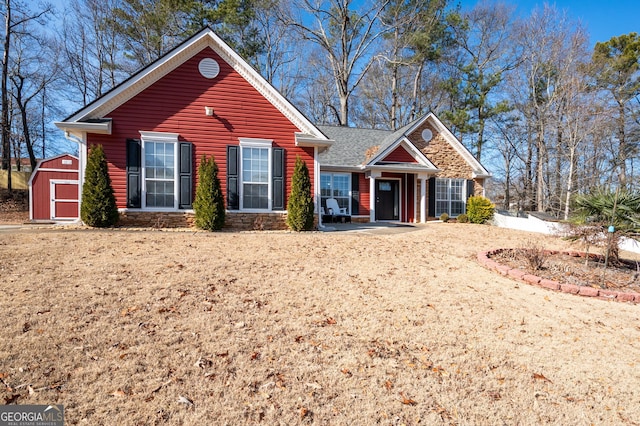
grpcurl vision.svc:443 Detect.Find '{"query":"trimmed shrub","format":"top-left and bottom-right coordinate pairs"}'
top-left (456, 213), bottom-right (469, 223)
top-left (286, 156), bottom-right (314, 231)
top-left (439, 212), bottom-right (449, 222)
top-left (467, 196), bottom-right (495, 224)
top-left (81, 145), bottom-right (119, 227)
top-left (193, 155), bottom-right (225, 231)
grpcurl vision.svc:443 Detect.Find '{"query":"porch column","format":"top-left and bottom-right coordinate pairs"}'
top-left (419, 173), bottom-right (427, 223)
top-left (368, 170), bottom-right (381, 222)
top-left (314, 147), bottom-right (323, 227)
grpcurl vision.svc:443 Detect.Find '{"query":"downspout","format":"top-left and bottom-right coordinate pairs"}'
top-left (64, 131), bottom-right (87, 223)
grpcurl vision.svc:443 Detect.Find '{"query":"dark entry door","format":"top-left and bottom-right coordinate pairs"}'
top-left (375, 179), bottom-right (399, 221)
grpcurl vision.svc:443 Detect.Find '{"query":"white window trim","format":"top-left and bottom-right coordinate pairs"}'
top-left (320, 172), bottom-right (351, 214)
top-left (239, 138), bottom-right (273, 212)
top-left (140, 131), bottom-right (180, 210)
top-left (435, 178), bottom-right (467, 217)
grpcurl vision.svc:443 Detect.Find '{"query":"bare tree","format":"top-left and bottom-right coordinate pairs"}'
top-left (377, 0), bottom-right (450, 130)
top-left (442, 1), bottom-right (521, 161)
top-left (284, 0), bottom-right (389, 126)
top-left (9, 18), bottom-right (58, 170)
top-left (249, 0), bottom-right (303, 99)
top-left (1, 0), bottom-right (52, 192)
top-left (59, 0), bottom-right (125, 105)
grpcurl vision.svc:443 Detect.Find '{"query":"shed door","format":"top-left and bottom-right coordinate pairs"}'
top-left (50, 180), bottom-right (79, 220)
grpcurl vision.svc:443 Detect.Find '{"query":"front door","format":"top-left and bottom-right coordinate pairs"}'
top-left (375, 179), bottom-right (399, 221)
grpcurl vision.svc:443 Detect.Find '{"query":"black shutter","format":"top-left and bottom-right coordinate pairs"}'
top-left (428, 177), bottom-right (436, 218)
top-left (351, 173), bottom-right (360, 215)
top-left (227, 145), bottom-right (239, 210)
top-left (126, 139), bottom-right (141, 208)
top-left (179, 142), bottom-right (193, 209)
top-left (272, 148), bottom-right (285, 210)
top-left (466, 179), bottom-right (475, 200)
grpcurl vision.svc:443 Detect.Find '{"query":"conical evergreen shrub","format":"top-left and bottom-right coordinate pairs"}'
top-left (193, 154), bottom-right (225, 231)
top-left (286, 156), bottom-right (314, 231)
top-left (80, 144), bottom-right (119, 227)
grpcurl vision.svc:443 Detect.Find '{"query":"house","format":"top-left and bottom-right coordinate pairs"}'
top-left (53, 27), bottom-right (490, 229)
top-left (318, 117), bottom-right (490, 224)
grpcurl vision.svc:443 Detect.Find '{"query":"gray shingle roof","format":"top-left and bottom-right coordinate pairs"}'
top-left (317, 118), bottom-right (423, 167)
top-left (317, 125), bottom-right (391, 167)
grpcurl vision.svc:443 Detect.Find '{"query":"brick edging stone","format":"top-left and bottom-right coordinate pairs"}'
top-left (477, 249), bottom-right (640, 304)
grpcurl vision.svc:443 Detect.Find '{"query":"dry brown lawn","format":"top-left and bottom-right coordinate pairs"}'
top-left (1, 224), bottom-right (639, 425)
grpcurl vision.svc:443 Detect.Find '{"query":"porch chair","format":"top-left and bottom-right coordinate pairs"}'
top-left (326, 198), bottom-right (351, 223)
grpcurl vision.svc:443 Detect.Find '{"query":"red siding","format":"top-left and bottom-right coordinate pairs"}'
top-left (358, 173), bottom-right (370, 216)
top-left (382, 146), bottom-right (417, 163)
top-left (39, 156), bottom-right (79, 170)
top-left (89, 47), bottom-right (314, 209)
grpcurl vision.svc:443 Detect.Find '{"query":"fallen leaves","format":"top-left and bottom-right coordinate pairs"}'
top-left (340, 368), bottom-right (352, 378)
top-left (120, 306), bottom-right (139, 317)
top-left (312, 317), bottom-right (337, 327)
top-left (532, 372), bottom-right (552, 383)
top-left (399, 392), bottom-right (417, 406)
top-left (299, 407), bottom-right (311, 419)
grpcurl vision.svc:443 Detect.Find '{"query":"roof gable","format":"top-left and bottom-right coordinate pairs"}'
top-left (404, 113), bottom-right (491, 178)
top-left (58, 28), bottom-right (326, 141)
top-left (379, 145), bottom-right (418, 164)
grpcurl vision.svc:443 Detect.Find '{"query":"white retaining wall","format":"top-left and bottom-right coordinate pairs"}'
top-left (492, 211), bottom-right (640, 254)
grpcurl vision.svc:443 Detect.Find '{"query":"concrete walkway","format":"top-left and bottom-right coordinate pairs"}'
top-left (319, 222), bottom-right (424, 235)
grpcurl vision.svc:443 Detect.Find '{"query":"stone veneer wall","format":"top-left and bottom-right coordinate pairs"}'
top-left (409, 121), bottom-right (474, 178)
top-left (118, 211), bottom-right (303, 230)
top-left (410, 121), bottom-right (486, 220)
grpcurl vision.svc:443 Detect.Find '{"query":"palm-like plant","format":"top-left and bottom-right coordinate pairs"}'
top-left (572, 188), bottom-right (640, 263)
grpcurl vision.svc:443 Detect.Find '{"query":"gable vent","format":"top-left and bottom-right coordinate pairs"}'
top-left (199, 58), bottom-right (220, 79)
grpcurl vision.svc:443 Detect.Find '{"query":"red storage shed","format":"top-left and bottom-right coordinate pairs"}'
top-left (29, 154), bottom-right (80, 222)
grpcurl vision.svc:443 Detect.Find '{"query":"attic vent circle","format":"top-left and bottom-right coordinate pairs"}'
top-left (421, 129), bottom-right (433, 142)
top-left (199, 58), bottom-right (220, 79)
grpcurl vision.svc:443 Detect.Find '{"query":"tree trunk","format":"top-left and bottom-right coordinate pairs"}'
top-left (524, 127), bottom-right (534, 211)
top-left (390, 62), bottom-right (398, 130)
top-left (2, 0), bottom-right (12, 192)
top-left (536, 122), bottom-right (545, 212)
top-left (504, 154), bottom-right (511, 209)
top-left (476, 105), bottom-right (485, 161)
top-left (409, 62), bottom-right (423, 122)
top-left (564, 145), bottom-right (576, 220)
top-left (617, 100), bottom-right (627, 187)
top-left (339, 93), bottom-right (348, 127)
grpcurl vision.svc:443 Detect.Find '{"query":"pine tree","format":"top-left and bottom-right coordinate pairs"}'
top-left (80, 144), bottom-right (119, 227)
top-left (193, 154), bottom-right (225, 231)
top-left (286, 156), bottom-right (314, 231)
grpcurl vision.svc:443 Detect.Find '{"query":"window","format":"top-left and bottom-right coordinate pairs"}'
top-left (242, 146), bottom-right (269, 209)
top-left (126, 133), bottom-right (192, 210)
top-left (435, 178), bottom-right (466, 217)
top-left (145, 141), bottom-right (176, 208)
top-left (226, 140), bottom-right (285, 212)
top-left (321, 173), bottom-right (350, 214)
